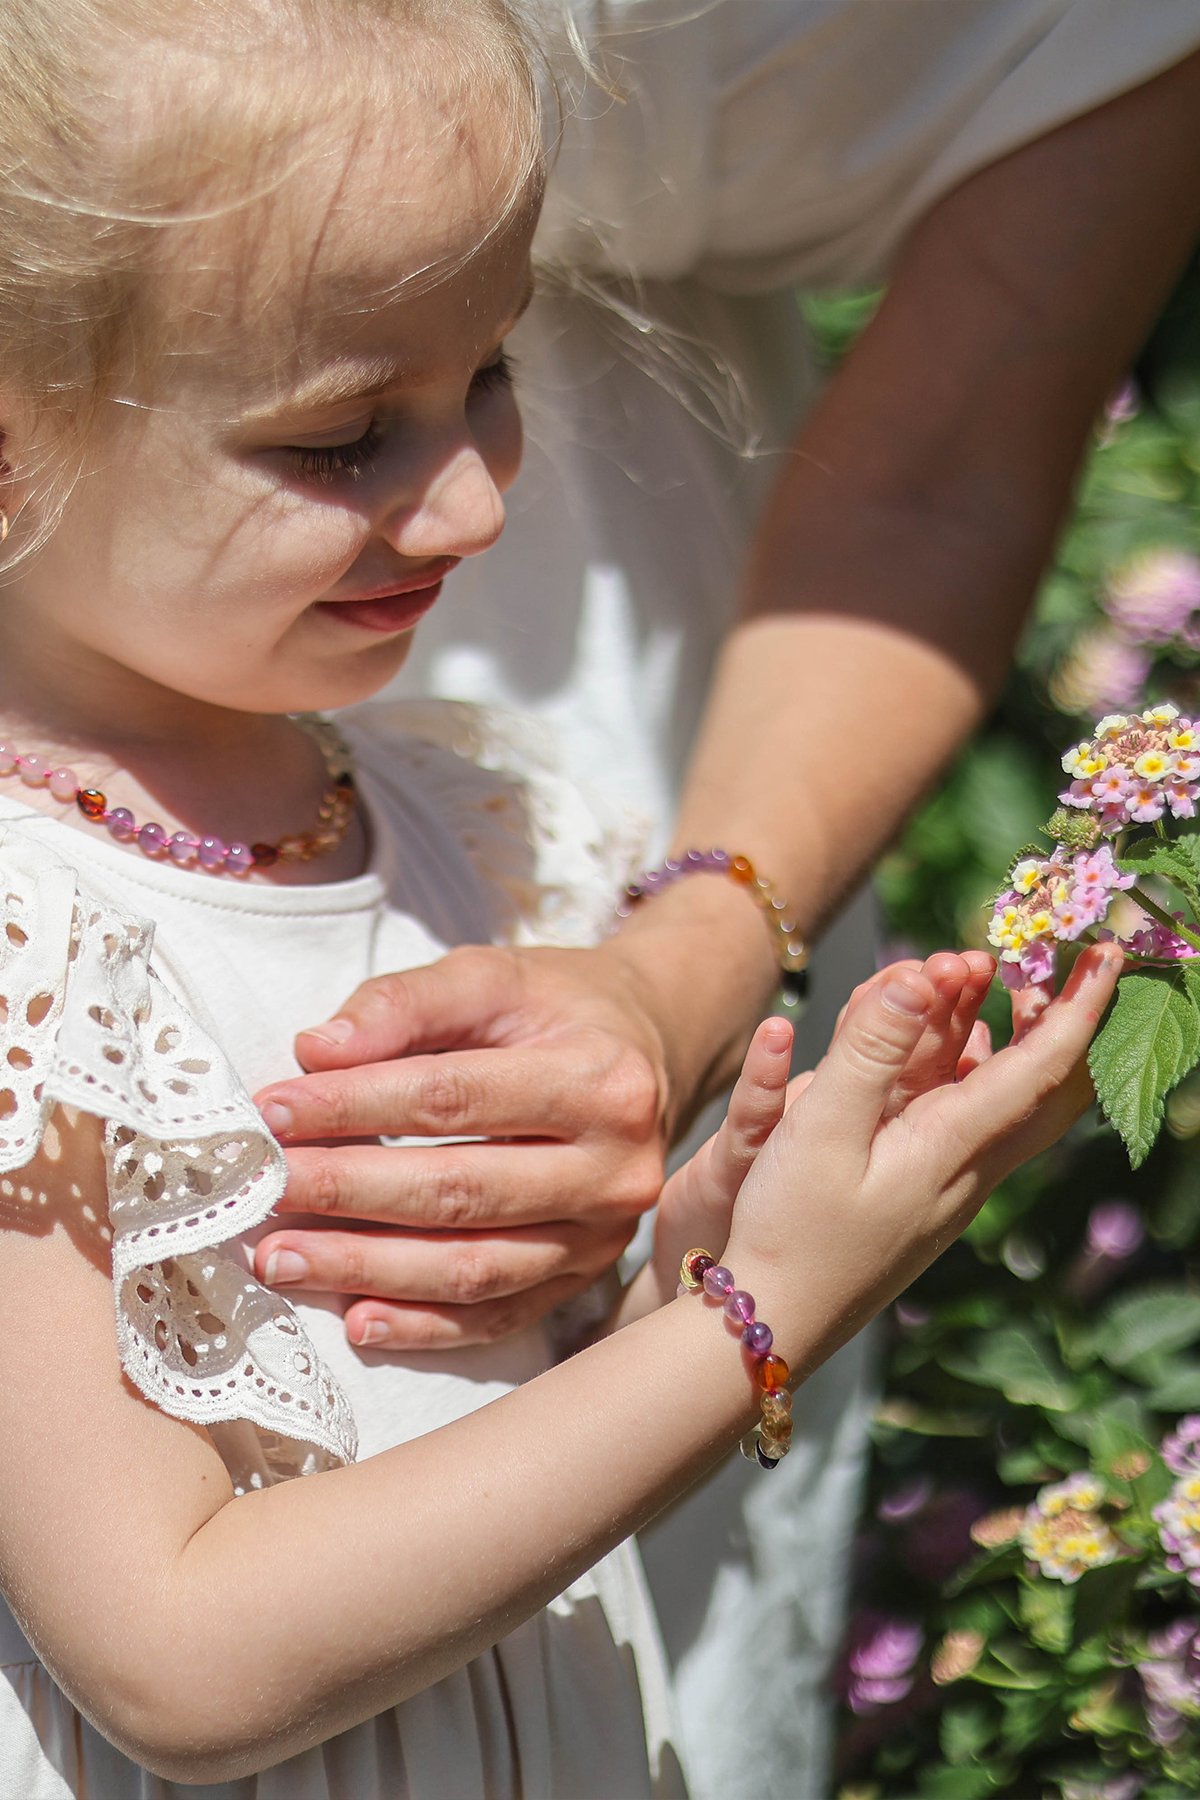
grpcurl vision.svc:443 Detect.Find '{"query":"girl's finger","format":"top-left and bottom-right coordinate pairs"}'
top-left (925, 943), bottom-right (1122, 1163)
top-left (810, 967), bottom-right (935, 1144)
top-left (955, 1018), bottom-right (993, 1080)
top-left (673, 1017), bottom-right (793, 1221)
top-left (1010, 974), bottom-right (1054, 1041)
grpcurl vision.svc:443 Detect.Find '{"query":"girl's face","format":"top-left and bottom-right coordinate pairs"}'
top-left (0, 63), bottom-right (537, 731)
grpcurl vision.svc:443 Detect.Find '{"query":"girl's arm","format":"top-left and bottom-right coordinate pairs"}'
top-left (0, 947), bottom-right (1118, 1783)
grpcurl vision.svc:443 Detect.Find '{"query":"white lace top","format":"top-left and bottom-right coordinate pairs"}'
top-left (0, 702), bottom-right (680, 1800)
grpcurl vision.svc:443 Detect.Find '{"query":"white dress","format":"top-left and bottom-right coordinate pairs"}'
top-left (390, 6), bottom-right (1200, 1794)
top-left (0, 703), bottom-right (682, 1800)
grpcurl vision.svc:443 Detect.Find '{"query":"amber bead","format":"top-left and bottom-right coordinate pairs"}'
top-left (680, 1248), bottom-right (715, 1291)
top-left (251, 843), bottom-right (279, 868)
top-left (759, 1390), bottom-right (792, 1424)
top-left (729, 854), bottom-right (756, 884)
top-left (77, 788), bottom-right (107, 820)
top-left (754, 1353), bottom-right (789, 1392)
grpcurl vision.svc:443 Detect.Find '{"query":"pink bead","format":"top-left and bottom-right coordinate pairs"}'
top-left (0, 743), bottom-right (17, 776)
top-left (724, 1290), bottom-right (756, 1325)
top-left (48, 767), bottom-right (80, 802)
top-left (18, 755), bottom-right (48, 788)
top-left (137, 821), bottom-right (168, 856)
top-left (107, 807), bottom-right (136, 841)
top-left (198, 836), bottom-right (227, 870)
top-left (168, 832), bottom-right (199, 865)
top-left (224, 841), bottom-right (255, 874)
top-left (702, 1265), bottom-right (735, 1299)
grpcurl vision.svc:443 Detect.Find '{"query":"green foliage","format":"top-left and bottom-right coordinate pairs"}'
top-left (834, 256), bottom-right (1200, 1800)
top-left (1089, 968), bottom-right (1200, 1167)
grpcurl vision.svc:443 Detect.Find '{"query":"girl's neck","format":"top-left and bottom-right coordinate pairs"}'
top-left (0, 667), bottom-right (369, 887)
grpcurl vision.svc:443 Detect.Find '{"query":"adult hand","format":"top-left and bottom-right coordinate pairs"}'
top-left (252, 941), bottom-right (678, 1350)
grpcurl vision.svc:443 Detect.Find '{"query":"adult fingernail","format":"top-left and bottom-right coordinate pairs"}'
top-left (263, 1250), bottom-right (309, 1286)
top-left (260, 1100), bottom-right (294, 1137)
top-left (882, 979), bottom-right (928, 1016)
top-left (352, 1319), bottom-right (388, 1347)
top-left (300, 1018), bottom-right (354, 1047)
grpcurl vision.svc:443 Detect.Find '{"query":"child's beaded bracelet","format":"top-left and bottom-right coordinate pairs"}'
top-left (617, 848), bottom-right (809, 1004)
top-left (679, 1248), bottom-right (793, 1469)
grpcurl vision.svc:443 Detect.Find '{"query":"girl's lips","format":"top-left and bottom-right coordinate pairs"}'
top-left (316, 562), bottom-right (458, 635)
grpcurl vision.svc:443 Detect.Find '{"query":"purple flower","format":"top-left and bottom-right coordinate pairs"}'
top-left (1138, 1617), bottom-right (1200, 1747)
top-left (1104, 549), bottom-right (1200, 648)
top-left (1086, 1201), bottom-right (1145, 1262)
top-left (1162, 1417), bottom-right (1200, 1477)
top-left (842, 1612), bottom-right (924, 1714)
top-left (877, 1476), bottom-right (932, 1523)
top-left (1050, 628), bottom-right (1151, 718)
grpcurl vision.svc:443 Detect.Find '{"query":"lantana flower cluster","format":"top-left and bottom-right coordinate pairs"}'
top-left (1060, 704), bottom-right (1200, 833)
top-left (1020, 1472), bottom-right (1124, 1585)
top-left (988, 843), bottom-right (1133, 989)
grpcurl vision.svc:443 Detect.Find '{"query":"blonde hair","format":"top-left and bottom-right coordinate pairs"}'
top-left (0, 0), bottom-right (544, 561)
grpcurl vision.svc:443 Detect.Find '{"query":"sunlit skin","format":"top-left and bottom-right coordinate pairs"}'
top-left (0, 61), bottom-right (537, 877)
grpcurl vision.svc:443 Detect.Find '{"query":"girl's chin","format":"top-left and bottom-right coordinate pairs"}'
top-left (275, 632), bottom-right (416, 713)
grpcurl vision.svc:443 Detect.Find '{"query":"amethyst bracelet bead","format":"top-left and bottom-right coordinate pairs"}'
top-left (680, 1247), bottom-right (793, 1469)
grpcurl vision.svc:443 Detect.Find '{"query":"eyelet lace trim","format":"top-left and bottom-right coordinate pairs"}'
top-left (0, 828), bottom-right (357, 1477)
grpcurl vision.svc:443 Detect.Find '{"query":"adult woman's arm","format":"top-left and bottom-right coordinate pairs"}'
top-left (254, 52), bottom-right (1200, 1350)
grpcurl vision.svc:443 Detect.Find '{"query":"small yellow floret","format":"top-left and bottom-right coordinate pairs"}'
top-left (1143, 704), bottom-right (1180, 727)
top-left (1134, 751), bottom-right (1170, 781)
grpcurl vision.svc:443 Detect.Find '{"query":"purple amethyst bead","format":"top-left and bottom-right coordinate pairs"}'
top-left (107, 807), bottom-right (136, 841)
top-left (702, 1265), bottom-right (734, 1299)
top-left (724, 1289), bottom-right (756, 1325)
top-left (137, 821), bottom-right (168, 857)
top-left (225, 841), bottom-right (255, 874)
top-left (198, 836), bottom-right (228, 870)
top-left (168, 832), bottom-right (199, 865)
top-left (743, 1320), bottom-right (774, 1355)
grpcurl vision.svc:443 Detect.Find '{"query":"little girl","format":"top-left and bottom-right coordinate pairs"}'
top-left (0, 1), bottom-right (1119, 1795)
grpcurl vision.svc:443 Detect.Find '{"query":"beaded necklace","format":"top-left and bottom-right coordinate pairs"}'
top-left (0, 714), bottom-right (357, 876)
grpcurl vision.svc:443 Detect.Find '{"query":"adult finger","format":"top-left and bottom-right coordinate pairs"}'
top-left (291, 946), bottom-right (527, 1070)
top-left (272, 1141), bottom-right (613, 1230)
top-left (256, 1043), bottom-right (624, 1144)
top-left (254, 1221), bottom-right (602, 1308)
top-left (341, 1274), bottom-right (592, 1352)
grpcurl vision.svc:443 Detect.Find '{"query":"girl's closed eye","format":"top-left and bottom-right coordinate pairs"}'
top-left (286, 421), bottom-right (384, 483)
top-left (282, 353), bottom-right (515, 484)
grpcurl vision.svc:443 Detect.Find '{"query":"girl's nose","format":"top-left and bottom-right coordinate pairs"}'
top-left (378, 444), bottom-right (506, 562)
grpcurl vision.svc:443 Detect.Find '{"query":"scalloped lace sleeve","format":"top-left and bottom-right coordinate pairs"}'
top-left (345, 700), bottom-right (650, 948)
top-left (0, 826), bottom-right (357, 1481)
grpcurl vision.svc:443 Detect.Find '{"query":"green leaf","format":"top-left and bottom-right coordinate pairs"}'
top-left (939, 1700), bottom-right (996, 1766)
top-left (939, 1328), bottom-right (1083, 1411)
top-left (917, 1765), bottom-right (999, 1800)
top-left (1094, 1285), bottom-right (1200, 1369)
top-left (1089, 967), bottom-right (1200, 1167)
top-left (1018, 1577), bottom-right (1073, 1653)
top-left (1072, 1560), bottom-right (1141, 1648)
top-left (1118, 836), bottom-right (1200, 905)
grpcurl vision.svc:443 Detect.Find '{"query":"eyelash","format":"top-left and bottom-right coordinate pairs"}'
top-left (285, 353), bottom-right (517, 484)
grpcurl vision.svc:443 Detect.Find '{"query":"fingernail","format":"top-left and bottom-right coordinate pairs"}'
top-left (263, 1250), bottom-right (309, 1285)
top-left (763, 1019), bottom-right (792, 1053)
top-left (352, 1319), bottom-right (388, 1347)
top-left (882, 979), bottom-right (928, 1017)
top-left (300, 1018), bottom-right (354, 1047)
top-left (260, 1100), bottom-right (294, 1137)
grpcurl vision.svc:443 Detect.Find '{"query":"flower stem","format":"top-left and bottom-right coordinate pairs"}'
top-left (1129, 885), bottom-right (1200, 953)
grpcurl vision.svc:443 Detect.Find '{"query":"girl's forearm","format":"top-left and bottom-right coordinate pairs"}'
top-left (118, 1285), bottom-right (788, 1783)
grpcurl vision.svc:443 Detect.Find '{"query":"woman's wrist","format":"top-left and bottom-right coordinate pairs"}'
top-left (606, 872), bottom-right (785, 1133)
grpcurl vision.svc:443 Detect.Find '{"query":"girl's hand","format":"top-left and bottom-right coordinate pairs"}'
top-left (630, 949), bottom-right (996, 1323)
top-left (725, 942), bottom-right (1122, 1371)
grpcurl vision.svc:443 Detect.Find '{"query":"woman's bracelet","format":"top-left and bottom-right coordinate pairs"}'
top-left (679, 1248), bottom-right (793, 1469)
top-left (616, 848), bottom-right (809, 1003)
